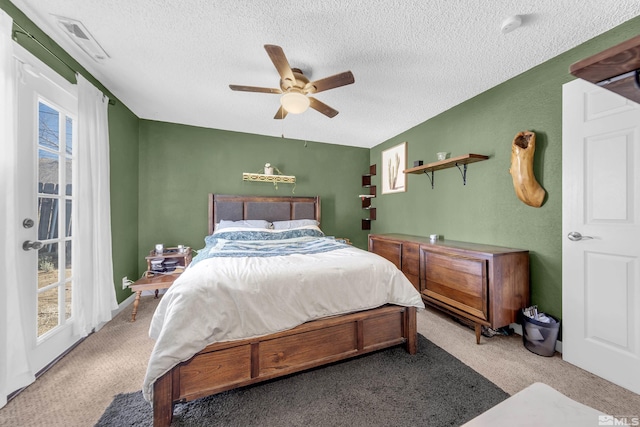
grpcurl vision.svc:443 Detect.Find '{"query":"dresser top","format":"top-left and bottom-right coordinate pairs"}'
top-left (368, 233), bottom-right (528, 255)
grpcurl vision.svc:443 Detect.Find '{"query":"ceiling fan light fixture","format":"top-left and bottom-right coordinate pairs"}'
top-left (280, 90), bottom-right (310, 114)
top-left (230, 45), bottom-right (352, 119)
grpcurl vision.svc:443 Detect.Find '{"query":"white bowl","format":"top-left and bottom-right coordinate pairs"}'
top-left (437, 152), bottom-right (449, 161)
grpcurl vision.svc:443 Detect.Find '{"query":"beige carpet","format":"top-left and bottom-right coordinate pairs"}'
top-left (1, 298), bottom-right (639, 427)
top-left (420, 308), bottom-right (640, 418)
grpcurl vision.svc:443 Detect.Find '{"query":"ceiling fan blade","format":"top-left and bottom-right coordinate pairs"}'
top-left (308, 97), bottom-right (339, 118)
top-left (264, 44), bottom-right (296, 85)
top-left (309, 71), bottom-right (355, 93)
top-left (274, 105), bottom-right (288, 120)
top-left (229, 84), bottom-right (281, 94)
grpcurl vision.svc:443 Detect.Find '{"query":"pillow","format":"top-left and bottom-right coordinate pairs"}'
top-left (272, 219), bottom-right (319, 230)
top-left (215, 220), bottom-right (272, 232)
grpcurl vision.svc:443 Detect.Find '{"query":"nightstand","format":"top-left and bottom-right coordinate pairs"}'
top-left (145, 247), bottom-right (192, 277)
top-left (130, 246), bottom-right (192, 322)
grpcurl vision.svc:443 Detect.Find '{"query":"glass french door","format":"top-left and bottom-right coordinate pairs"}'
top-left (15, 45), bottom-right (81, 374)
top-left (35, 100), bottom-right (74, 339)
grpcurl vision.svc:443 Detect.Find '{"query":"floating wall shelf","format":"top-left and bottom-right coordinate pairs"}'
top-left (569, 34), bottom-right (640, 104)
top-left (404, 154), bottom-right (489, 189)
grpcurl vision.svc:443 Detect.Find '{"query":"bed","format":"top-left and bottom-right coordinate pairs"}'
top-left (144, 194), bottom-right (425, 427)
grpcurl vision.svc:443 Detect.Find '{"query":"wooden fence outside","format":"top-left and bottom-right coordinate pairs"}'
top-left (38, 182), bottom-right (72, 263)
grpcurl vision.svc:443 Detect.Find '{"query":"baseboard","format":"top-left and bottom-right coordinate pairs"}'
top-left (111, 289), bottom-right (166, 318)
top-left (509, 322), bottom-right (563, 353)
top-left (91, 294), bottom-right (138, 333)
top-left (113, 292), bottom-right (136, 316)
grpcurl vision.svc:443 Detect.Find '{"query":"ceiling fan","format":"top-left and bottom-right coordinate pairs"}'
top-left (229, 44), bottom-right (355, 119)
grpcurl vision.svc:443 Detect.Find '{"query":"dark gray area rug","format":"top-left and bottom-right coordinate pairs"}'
top-left (96, 335), bottom-right (508, 427)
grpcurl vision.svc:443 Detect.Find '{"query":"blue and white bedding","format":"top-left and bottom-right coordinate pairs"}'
top-left (143, 225), bottom-right (425, 402)
top-left (192, 227), bottom-right (345, 260)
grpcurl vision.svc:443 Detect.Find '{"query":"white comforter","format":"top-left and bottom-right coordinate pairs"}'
top-left (142, 244), bottom-right (424, 402)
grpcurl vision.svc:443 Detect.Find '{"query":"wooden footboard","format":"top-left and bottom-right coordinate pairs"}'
top-left (153, 305), bottom-right (417, 426)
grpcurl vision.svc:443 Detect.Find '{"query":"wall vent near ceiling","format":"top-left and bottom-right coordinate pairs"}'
top-left (61, 22), bottom-right (89, 40)
top-left (52, 15), bottom-right (109, 62)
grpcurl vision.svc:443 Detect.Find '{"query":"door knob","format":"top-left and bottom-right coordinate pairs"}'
top-left (23, 240), bottom-right (43, 251)
top-left (567, 231), bottom-right (594, 241)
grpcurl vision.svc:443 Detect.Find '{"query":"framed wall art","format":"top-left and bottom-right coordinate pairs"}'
top-left (381, 142), bottom-right (407, 194)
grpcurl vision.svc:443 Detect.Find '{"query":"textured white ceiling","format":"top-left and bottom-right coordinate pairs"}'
top-left (9, 0), bottom-right (640, 148)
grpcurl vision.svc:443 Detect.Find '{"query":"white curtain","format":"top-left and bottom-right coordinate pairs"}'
top-left (0, 10), bottom-right (35, 409)
top-left (73, 74), bottom-right (118, 337)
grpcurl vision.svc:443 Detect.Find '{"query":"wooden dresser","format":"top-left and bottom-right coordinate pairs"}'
top-left (369, 234), bottom-right (530, 343)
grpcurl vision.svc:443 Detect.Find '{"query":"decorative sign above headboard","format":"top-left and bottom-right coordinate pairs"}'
top-left (242, 173), bottom-right (296, 184)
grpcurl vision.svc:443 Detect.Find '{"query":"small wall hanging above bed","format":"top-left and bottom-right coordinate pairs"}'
top-left (242, 163), bottom-right (296, 192)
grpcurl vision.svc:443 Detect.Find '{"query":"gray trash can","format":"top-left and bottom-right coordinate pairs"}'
top-left (521, 312), bottom-right (560, 357)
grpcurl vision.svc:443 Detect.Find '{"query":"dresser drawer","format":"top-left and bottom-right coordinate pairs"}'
top-left (422, 251), bottom-right (488, 321)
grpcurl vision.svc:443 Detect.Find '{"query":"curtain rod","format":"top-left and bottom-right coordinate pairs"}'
top-left (12, 21), bottom-right (117, 106)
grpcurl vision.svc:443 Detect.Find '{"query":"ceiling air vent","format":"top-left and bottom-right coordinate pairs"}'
top-left (52, 15), bottom-right (109, 62)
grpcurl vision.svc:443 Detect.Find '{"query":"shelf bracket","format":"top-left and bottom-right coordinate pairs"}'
top-left (424, 170), bottom-right (434, 189)
top-left (455, 163), bottom-right (468, 185)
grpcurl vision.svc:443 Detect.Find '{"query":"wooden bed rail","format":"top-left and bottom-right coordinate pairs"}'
top-left (153, 305), bottom-right (417, 427)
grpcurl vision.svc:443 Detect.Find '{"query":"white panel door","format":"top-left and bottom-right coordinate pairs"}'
top-left (562, 78), bottom-right (640, 394)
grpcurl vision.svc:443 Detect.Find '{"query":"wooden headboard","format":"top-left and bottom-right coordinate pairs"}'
top-left (208, 194), bottom-right (321, 235)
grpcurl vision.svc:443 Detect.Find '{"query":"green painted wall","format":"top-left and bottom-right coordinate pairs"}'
top-left (137, 120), bottom-right (370, 272)
top-left (370, 16), bottom-right (640, 321)
top-left (1, 0), bottom-right (140, 304)
top-left (4, 0), bottom-right (640, 314)
top-left (108, 105), bottom-right (140, 303)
